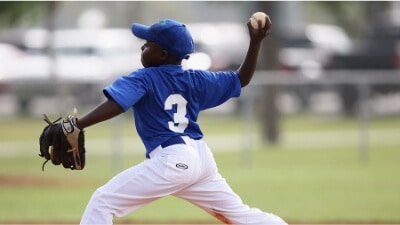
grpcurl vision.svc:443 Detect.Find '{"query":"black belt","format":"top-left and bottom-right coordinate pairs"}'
top-left (146, 136), bottom-right (187, 159)
top-left (161, 136), bottom-right (186, 148)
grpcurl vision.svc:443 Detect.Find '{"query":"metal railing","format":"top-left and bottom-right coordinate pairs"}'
top-left (241, 69), bottom-right (400, 163)
top-left (251, 70), bottom-right (400, 85)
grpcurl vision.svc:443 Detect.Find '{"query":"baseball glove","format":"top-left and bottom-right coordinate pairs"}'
top-left (39, 113), bottom-right (85, 171)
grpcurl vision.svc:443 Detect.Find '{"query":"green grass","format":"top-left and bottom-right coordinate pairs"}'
top-left (0, 114), bottom-right (399, 224)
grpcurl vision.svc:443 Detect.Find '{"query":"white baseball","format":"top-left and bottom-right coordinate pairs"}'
top-left (250, 12), bottom-right (267, 29)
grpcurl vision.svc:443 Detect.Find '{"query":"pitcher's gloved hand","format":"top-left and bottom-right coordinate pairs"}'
top-left (39, 112), bottom-right (85, 171)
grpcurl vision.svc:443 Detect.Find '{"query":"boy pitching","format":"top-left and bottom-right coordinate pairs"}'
top-left (77, 15), bottom-right (287, 225)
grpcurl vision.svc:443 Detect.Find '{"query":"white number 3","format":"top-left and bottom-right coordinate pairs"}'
top-left (164, 94), bottom-right (188, 133)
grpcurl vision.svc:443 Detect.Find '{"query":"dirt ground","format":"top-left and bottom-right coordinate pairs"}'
top-left (0, 175), bottom-right (63, 186)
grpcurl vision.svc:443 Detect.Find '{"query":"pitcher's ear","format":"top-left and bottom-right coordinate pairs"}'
top-left (160, 50), bottom-right (169, 60)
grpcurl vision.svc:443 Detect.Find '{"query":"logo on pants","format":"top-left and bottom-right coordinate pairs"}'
top-left (176, 163), bottom-right (188, 170)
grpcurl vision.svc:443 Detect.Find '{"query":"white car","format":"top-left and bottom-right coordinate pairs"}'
top-left (51, 28), bottom-right (142, 82)
top-left (278, 24), bottom-right (351, 77)
top-left (1, 28), bottom-right (143, 114)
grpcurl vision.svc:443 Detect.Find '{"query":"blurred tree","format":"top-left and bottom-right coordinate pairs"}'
top-left (254, 1), bottom-right (281, 145)
top-left (0, 2), bottom-right (45, 27)
top-left (306, 1), bottom-right (392, 37)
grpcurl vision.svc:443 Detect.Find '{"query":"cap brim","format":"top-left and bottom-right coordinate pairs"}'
top-left (131, 23), bottom-right (150, 40)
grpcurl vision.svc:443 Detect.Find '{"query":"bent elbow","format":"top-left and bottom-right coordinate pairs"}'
top-left (238, 73), bottom-right (252, 87)
top-left (240, 79), bottom-right (250, 87)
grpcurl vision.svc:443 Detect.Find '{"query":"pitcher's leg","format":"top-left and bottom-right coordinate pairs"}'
top-left (80, 145), bottom-right (199, 225)
top-left (80, 161), bottom-right (160, 225)
top-left (176, 140), bottom-right (287, 224)
top-left (175, 172), bottom-right (287, 225)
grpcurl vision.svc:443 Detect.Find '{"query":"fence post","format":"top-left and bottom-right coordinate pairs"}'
top-left (240, 89), bottom-right (255, 168)
top-left (357, 79), bottom-right (370, 163)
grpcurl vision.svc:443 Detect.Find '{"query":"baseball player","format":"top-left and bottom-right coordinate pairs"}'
top-left (77, 16), bottom-right (287, 225)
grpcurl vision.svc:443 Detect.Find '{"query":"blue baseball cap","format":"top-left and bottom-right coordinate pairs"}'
top-left (131, 19), bottom-right (195, 60)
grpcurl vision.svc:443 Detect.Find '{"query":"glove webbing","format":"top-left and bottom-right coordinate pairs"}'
top-left (40, 114), bottom-right (62, 171)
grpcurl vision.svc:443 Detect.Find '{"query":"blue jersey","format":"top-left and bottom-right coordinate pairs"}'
top-left (103, 64), bottom-right (241, 155)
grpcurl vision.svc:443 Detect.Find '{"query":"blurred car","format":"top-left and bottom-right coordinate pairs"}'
top-left (278, 24), bottom-right (351, 75)
top-left (331, 10), bottom-right (400, 113)
top-left (0, 43), bottom-right (26, 94)
top-left (277, 24), bottom-right (352, 108)
top-left (52, 28), bottom-right (142, 82)
top-left (185, 22), bottom-right (249, 71)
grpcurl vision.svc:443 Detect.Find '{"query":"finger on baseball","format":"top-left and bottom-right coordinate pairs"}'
top-left (257, 20), bottom-right (263, 29)
top-left (264, 15), bottom-right (272, 33)
top-left (266, 15), bottom-right (272, 29)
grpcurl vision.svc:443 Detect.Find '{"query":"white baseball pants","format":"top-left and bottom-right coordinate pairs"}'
top-left (80, 137), bottom-right (287, 225)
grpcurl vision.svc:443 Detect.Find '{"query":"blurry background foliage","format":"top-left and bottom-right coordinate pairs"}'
top-left (0, 2), bottom-right (45, 27)
top-left (307, 1), bottom-right (390, 38)
top-left (0, 1), bottom-right (392, 37)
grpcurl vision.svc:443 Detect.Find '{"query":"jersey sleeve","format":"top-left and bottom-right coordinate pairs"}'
top-left (103, 71), bottom-right (147, 111)
top-left (195, 70), bottom-right (241, 110)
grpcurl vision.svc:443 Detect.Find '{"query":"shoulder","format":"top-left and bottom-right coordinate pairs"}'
top-left (128, 68), bottom-right (149, 77)
top-left (190, 69), bottom-right (239, 81)
top-left (123, 68), bottom-right (157, 83)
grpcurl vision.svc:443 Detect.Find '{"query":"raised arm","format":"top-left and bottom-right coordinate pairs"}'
top-left (237, 13), bottom-right (272, 87)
